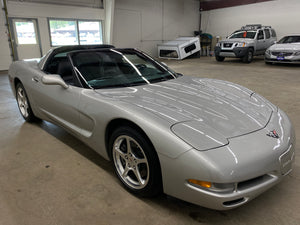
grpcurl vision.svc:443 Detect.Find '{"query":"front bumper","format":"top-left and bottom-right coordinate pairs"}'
top-left (160, 109), bottom-right (295, 210)
top-left (215, 46), bottom-right (249, 58)
top-left (265, 53), bottom-right (300, 64)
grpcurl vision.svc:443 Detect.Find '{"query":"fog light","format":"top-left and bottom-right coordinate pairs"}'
top-left (188, 179), bottom-right (212, 188)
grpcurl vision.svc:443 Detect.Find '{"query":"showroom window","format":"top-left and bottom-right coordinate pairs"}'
top-left (49, 19), bottom-right (103, 46)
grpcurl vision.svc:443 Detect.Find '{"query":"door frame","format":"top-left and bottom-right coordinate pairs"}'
top-left (8, 17), bottom-right (43, 60)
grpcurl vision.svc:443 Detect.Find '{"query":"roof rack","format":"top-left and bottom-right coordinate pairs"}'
top-left (241, 24), bottom-right (272, 30)
top-left (241, 24), bottom-right (262, 30)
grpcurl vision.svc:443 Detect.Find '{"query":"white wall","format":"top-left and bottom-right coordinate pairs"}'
top-left (113, 0), bottom-right (199, 56)
top-left (201, 0), bottom-right (300, 40)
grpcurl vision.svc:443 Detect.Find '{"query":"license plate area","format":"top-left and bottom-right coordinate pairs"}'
top-left (277, 56), bottom-right (285, 61)
top-left (279, 145), bottom-right (294, 175)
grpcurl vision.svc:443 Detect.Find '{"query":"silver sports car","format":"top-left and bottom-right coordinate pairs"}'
top-left (265, 35), bottom-right (300, 64)
top-left (8, 45), bottom-right (295, 210)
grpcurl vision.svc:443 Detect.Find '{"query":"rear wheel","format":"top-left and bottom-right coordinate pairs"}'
top-left (242, 49), bottom-right (253, 63)
top-left (215, 55), bottom-right (225, 62)
top-left (16, 83), bottom-right (38, 122)
top-left (109, 126), bottom-right (162, 197)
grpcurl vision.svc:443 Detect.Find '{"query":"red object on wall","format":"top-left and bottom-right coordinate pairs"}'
top-left (200, 0), bottom-right (273, 11)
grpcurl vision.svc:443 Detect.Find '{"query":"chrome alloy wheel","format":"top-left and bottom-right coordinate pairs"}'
top-left (17, 86), bottom-right (29, 118)
top-left (112, 135), bottom-right (150, 189)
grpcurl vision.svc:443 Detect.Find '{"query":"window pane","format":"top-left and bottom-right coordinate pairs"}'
top-left (15, 21), bottom-right (37, 44)
top-left (49, 20), bottom-right (78, 46)
top-left (78, 21), bottom-right (103, 45)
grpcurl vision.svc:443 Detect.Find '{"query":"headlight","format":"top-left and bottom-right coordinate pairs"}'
top-left (294, 51), bottom-right (300, 56)
top-left (265, 50), bottom-right (271, 55)
top-left (236, 42), bottom-right (246, 47)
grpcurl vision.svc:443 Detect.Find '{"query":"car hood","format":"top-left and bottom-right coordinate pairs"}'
top-left (97, 76), bottom-right (273, 140)
top-left (268, 43), bottom-right (300, 51)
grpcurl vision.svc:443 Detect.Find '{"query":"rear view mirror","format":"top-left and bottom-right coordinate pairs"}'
top-left (42, 75), bottom-right (68, 89)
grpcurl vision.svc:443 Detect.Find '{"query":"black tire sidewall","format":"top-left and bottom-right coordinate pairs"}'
top-left (109, 126), bottom-right (162, 197)
top-left (16, 83), bottom-right (36, 122)
top-left (243, 49), bottom-right (253, 63)
top-left (216, 55), bottom-right (225, 62)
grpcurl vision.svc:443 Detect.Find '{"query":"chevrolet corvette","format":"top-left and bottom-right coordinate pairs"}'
top-left (8, 45), bottom-right (295, 210)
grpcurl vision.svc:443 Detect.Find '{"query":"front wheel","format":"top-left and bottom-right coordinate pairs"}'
top-left (16, 83), bottom-right (38, 122)
top-left (215, 55), bottom-right (225, 62)
top-left (242, 49), bottom-right (253, 63)
top-left (265, 61), bottom-right (272, 65)
top-left (109, 126), bottom-right (162, 197)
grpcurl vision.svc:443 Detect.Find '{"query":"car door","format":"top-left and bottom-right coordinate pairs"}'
top-left (264, 29), bottom-right (272, 48)
top-left (256, 30), bottom-right (266, 55)
top-left (28, 64), bottom-right (83, 137)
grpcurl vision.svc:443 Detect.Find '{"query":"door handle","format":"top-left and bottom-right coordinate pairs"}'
top-left (32, 76), bottom-right (39, 82)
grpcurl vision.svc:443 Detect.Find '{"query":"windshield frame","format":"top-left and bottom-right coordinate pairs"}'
top-left (228, 30), bottom-right (257, 39)
top-left (67, 48), bottom-right (179, 89)
top-left (278, 35), bottom-right (300, 44)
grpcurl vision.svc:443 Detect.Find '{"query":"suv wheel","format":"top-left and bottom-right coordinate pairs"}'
top-left (242, 49), bottom-right (253, 63)
top-left (215, 55), bottom-right (225, 62)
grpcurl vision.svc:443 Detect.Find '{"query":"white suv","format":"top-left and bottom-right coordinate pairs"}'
top-left (214, 24), bottom-right (277, 63)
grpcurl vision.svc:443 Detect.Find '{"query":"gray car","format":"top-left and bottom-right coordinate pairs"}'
top-left (8, 45), bottom-right (295, 210)
top-left (215, 24), bottom-right (277, 63)
top-left (265, 35), bottom-right (300, 64)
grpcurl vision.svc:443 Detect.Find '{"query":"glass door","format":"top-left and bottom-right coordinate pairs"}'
top-left (10, 18), bottom-right (42, 60)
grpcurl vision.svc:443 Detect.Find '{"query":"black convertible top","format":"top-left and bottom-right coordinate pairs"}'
top-left (39, 44), bottom-right (115, 71)
top-left (50, 44), bottom-right (115, 56)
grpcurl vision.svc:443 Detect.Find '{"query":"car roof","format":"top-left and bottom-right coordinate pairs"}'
top-left (51, 44), bottom-right (115, 56)
top-left (40, 44), bottom-right (115, 70)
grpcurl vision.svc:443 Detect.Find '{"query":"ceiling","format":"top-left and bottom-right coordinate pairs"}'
top-left (199, 0), bottom-right (273, 11)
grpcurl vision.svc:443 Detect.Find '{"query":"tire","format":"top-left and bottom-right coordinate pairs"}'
top-left (215, 55), bottom-right (225, 62)
top-left (109, 126), bottom-right (162, 197)
top-left (265, 61), bottom-right (272, 65)
top-left (16, 82), bottom-right (38, 122)
top-left (242, 49), bottom-right (253, 63)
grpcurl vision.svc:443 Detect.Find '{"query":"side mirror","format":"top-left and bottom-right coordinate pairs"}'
top-left (42, 75), bottom-right (68, 89)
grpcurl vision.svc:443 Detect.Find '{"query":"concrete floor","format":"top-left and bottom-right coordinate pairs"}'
top-left (0, 56), bottom-right (299, 225)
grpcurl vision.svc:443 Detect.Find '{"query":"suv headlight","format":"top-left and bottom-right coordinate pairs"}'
top-left (236, 42), bottom-right (246, 47)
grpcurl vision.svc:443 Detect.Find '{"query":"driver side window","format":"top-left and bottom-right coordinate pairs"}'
top-left (44, 56), bottom-right (78, 86)
top-left (257, 30), bottom-right (264, 40)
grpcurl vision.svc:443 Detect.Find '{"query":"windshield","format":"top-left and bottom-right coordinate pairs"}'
top-left (229, 30), bottom-right (256, 39)
top-left (278, 36), bottom-right (300, 44)
top-left (70, 49), bottom-right (177, 89)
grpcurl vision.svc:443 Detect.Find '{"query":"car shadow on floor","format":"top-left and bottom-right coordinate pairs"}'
top-left (35, 120), bottom-right (114, 174)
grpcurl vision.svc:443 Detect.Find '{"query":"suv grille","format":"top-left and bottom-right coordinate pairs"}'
top-left (223, 43), bottom-right (233, 48)
top-left (271, 51), bottom-right (293, 57)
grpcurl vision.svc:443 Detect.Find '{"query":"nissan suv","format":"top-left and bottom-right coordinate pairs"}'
top-left (214, 24), bottom-right (277, 63)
